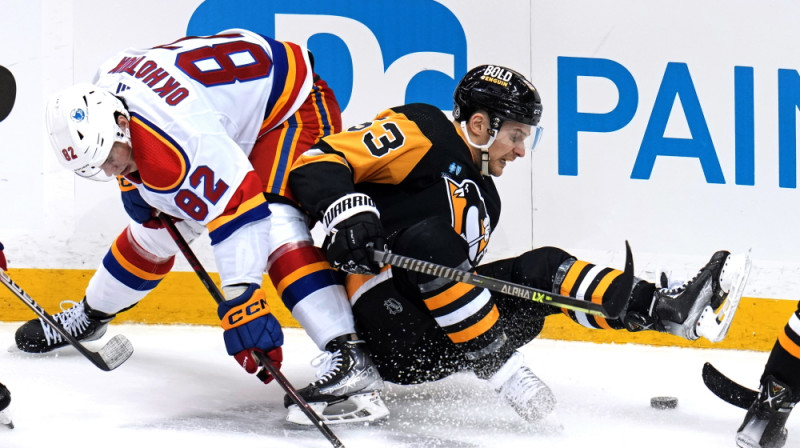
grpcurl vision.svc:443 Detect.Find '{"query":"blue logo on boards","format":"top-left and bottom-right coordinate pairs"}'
top-left (557, 57), bottom-right (800, 187)
top-left (187, 0), bottom-right (468, 113)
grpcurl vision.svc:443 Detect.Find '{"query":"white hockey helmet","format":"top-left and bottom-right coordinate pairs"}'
top-left (45, 83), bottom-right (131, 181)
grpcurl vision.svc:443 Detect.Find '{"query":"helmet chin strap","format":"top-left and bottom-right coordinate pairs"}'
top-left (461, 121), bottom-right (497, 176)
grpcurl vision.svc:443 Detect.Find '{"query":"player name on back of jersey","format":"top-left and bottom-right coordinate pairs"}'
top-left (107, 56), bottom-right (189, 106)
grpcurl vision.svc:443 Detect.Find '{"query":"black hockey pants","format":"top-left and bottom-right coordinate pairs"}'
top-left (347, 218), bottom-right (572, 385)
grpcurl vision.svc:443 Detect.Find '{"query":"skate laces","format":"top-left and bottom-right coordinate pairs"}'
top-left (41, 301), bottom-right (91, 345)
top-left (504, 366), bottom-right (549, 400)
top-left (659, 253), bottom-right (727, 297)
top-left (311, 349), bottom-right (344, 383)
top-left (658, 271), bottom-right (685, 292)
top-left (499, 365), bottom-right (556, 422)
top-left (659, 270), bottom-right (698, 295)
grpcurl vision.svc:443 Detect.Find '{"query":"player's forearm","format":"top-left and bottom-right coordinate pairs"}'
top-left (290, 158), bottom-right (357, 219)
top-left (212, 216), bottom-right (271, 289)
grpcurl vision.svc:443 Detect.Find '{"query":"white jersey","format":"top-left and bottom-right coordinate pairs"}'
top-left (93, 28), bottom-right (313, 243)
top-left (68, 29), bottom-right (356, 349)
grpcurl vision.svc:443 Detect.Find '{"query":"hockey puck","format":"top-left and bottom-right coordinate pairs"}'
top-left (650, 396), bottom-right (678, 409)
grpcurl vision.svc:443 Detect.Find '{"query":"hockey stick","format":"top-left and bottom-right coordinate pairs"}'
top-left (0, 266), bottom-right (133, 371)
top-left (157, 215), bottom-right (345, 448)
top-left (702, 362), bottom-right (757, 409)
top-left (371, 241), bottom-right (634, 319)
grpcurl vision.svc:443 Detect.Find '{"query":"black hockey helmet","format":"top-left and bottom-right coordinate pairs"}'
top-left (453, 65), bottom-right (542, 129)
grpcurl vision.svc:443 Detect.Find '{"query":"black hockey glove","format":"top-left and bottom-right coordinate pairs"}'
top-left (322, 193), bottom-right (387, 275)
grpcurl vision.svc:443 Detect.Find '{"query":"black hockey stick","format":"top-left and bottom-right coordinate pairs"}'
top-left (371, 241), bottom-right (634, 319)
top-left (157, 215), bottom-right (345, 448)
top-left (0, 267), bottom-right (133, 371)
top-left (702, 362), bottom-right (757, 409)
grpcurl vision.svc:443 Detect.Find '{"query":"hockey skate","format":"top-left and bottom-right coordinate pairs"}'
top-left (0, 382), bottom-right (12, 429)
top-left (15, 299), bottom-right (114, 353)
top-left (488, 351), bottom-right (556, 423)
top-left (649, 250), bottom-right (750, 342)
top-left (285, 334), bottom-right (388, 425)
top-left (736, 376), bottom-right (796, 448)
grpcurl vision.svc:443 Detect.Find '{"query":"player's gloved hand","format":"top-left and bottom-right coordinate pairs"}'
top-left (217, 283), bottom-right (284, 384)
top-left (0, 241), bottom-right (7, 271)
top-left (119, 181), bottom-right (182, 229)
top-left (322, 193), bottom-right (386, 275)
top-left (119, 180), bottom-right (163, 228)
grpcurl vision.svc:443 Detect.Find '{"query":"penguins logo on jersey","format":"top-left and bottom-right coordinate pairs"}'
top-left (444, 177), bottom-right (491, 265)
top-left (384, 297), bottom-right (404, 315)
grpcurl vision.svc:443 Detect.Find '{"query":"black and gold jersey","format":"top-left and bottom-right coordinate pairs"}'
top-left (290, 103), bottom-right (500, 266)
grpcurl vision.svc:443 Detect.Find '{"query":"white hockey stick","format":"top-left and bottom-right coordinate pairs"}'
top-left (0, 268), bottom-right (133, 371)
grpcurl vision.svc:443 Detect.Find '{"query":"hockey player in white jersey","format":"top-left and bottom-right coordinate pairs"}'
top-left (18, 29), bottom-right (386, 424)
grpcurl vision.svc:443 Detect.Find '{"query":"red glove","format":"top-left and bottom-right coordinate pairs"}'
top-left (234, 347), bottom-right (283, 384)
top-left (0, 242), bottom-right (7, 271)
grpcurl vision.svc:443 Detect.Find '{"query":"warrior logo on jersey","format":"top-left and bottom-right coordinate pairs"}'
top-left (444, 177), bottom-right (491, 265)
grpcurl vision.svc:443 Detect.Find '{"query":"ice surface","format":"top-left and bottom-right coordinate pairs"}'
top-left (0, 322), bottom-right (792, 448)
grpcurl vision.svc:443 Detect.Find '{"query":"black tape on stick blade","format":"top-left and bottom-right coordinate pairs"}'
top-left (650, 396), bottom-right (678, 409)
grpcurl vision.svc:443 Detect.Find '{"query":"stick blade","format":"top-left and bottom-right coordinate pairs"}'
top-left (702, 362), bottom-right (757, 409)
top-left (602, 241), bottom-right (634, 319)
top-left (96, 334), bottom-right (134, 371)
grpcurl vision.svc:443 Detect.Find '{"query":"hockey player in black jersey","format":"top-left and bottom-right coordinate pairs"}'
top-left (735, 302), bottom-right (800, 448)
top-left (289, 64), bottom-right (751, 423)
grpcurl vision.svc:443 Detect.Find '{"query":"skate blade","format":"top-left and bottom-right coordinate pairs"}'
top-left (0, 410), bottom-right (13, 429)
top-left (286, 391), bottom-right (390, 426)
top-left (6, 343), bottom-right (55, 354)
top-left (696, 250), bottom-right (752, 343)
top-left (528, 413), bottom-right (565, 435)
